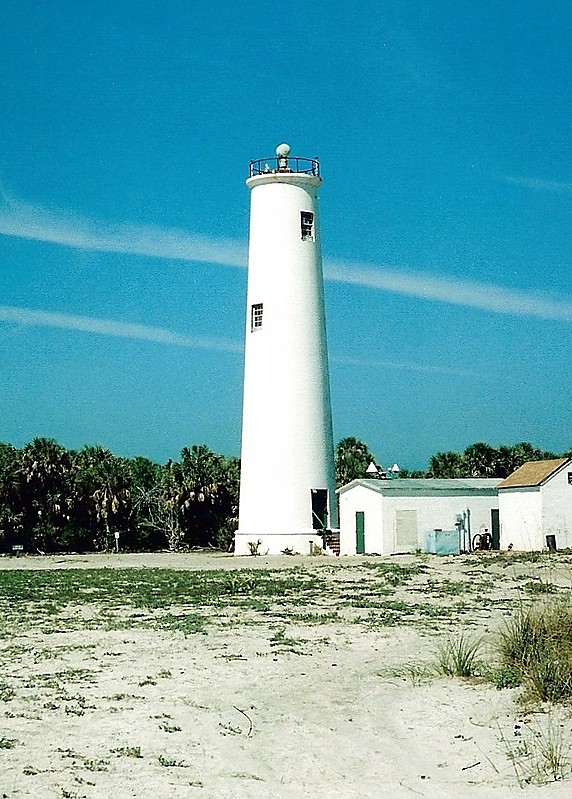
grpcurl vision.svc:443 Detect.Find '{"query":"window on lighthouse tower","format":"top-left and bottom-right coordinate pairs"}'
top-left (301, 211), bottom-right (314, 241)
top-left (251, 303), bottom-right (263, 331)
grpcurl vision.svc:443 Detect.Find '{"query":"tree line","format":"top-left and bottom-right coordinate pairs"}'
top-left (426, 441), bottom-right (570, 479)
top-left (1, 436), bottom-right (570, 554)
top-left (334, 437), bottom-right (571, 483)
top-left (0, 438), bottom-right (239, 554)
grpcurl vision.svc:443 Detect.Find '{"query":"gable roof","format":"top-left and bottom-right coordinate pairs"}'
top-left (497, 458), bottom-right (570, 489)
top-left (338, 477), bottom-right (501, 497)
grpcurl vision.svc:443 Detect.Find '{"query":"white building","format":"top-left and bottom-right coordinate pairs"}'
top-left (235, 144), bottom-right (337, 556)
top-left (338, 478), bottom-right (501, 555)
top-left (498, 458), bottom-right (572, 551)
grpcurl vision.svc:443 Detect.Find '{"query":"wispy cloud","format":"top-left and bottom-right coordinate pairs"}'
top-left (331, 354), bottom-right (475, 378)
top-left (1, 304), bottom-right (472, 377)
top-left (0, 197), bottom-right (246, 267)
top-left (0, 305), bottom-right (242, 353)
top-left (1, 196), bottom-right (571, 322)
top-left (496, 174), bottom-right (572, 193)
top-left (325, 260), bottom-right (572, 322)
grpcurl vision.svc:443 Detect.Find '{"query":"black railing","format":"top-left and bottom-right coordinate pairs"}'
top-left (249, 156), bottom-right (320, 178)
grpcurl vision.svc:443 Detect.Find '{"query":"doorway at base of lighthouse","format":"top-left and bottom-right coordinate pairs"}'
top-left (311, 489), bottom-right (328, 529)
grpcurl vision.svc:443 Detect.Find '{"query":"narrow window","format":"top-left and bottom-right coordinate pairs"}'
top-left (301, 211), bottom-right (314, 241)
top-left (251, 303), bottom-right (263, 331)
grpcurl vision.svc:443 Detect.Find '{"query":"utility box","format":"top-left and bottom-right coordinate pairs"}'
top-left (422, 529), bottom-right (460, 555)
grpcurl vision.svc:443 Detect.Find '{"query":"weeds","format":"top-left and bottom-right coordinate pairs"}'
top-left (159, 722), bottom-right (182, 733)
top-left (434, 633), bottom-right (483, 678)
top-left (269, 628), bottom-right (306, 654)
top-left (110, 746), bottom-right (143, 758)
top-left (0, 683), bottom-right (15, 701)
top-left (497, 600), bottom-right (572, 703)
top-left (501, 714), bottom-right (572, 786)
top-left (0, 736), bottom-right (18, 748)
top-left (492, 665), bottom-right (522, 690)
top-left (157, 754), bottom-right (187, 767)
top-left (247, 540), bottom-right (262, 555)
top-left (523, 580), bottom-right (557, 595)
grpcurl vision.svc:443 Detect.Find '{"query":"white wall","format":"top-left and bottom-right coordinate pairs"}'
top-left (339, 485), bottom-right (499, 555)
top-left (542, 463), bottom-right (572, 549)
top-left (499, 488), bottom-right (542, 551)
top-left (382, 494), bottom-right (496, 553)
top-left (339, 485), bottom-right (384, 555)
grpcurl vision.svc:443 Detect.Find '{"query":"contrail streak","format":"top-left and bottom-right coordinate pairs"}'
top-left (497, 174), bottom-right (572, 193)
top-left (0, 199), bottom-right (246, 267)
top-left (0, 305), bottom-right (242, 353)
top-left (0, 304), bottom-right (472, 376)
top-left (325, 260), bottom-right (572, 322)
top-left (0, 197), bottom-right (571, 321)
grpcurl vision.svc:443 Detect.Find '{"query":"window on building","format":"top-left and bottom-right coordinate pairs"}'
top-left (301, 211), bottom-right (314, 241)
top-left (251, 303), bottom-right (263, 331)
top-left (568, 472), bottom-right (572, 485)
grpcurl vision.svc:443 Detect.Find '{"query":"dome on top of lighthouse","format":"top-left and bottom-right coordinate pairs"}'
top-left (275, 143), bottom-right (291, 157)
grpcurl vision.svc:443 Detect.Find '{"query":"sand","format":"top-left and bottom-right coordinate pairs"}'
top-left (1, 551), bottom-right (571, 798)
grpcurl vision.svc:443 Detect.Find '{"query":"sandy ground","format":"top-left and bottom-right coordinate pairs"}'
top-left (1, 551), bottom-right (571, 798)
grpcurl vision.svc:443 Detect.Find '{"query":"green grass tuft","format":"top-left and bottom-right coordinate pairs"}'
top-left (434, 633), bottom-right (483, 678)
top-left (497, 600), bottom-right (572, 703)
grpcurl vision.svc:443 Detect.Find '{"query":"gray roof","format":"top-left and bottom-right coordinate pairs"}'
top-left (338, 477), bottom-right (502, 497)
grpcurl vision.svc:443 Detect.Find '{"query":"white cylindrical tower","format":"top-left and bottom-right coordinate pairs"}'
top-left (235, 144), bottom-right (338, 556)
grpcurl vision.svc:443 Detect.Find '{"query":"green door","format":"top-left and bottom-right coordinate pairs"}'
top-left (355, 511), bottom-right (365, 554)
top-left (491, 509), bottom-right (500, 550)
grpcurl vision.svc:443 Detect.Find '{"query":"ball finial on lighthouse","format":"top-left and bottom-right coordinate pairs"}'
top-left (275, 143), bottom-right (291, 171)
top-left (235, 144), bottom-right (337, 556)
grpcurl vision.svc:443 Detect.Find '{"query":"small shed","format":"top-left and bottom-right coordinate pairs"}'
top-left (498, 458), bottom-right (572, 551)
top-left (338, 478), bottom-right (501, 556)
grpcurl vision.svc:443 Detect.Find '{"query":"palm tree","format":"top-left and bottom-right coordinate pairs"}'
top-left (169, 445), bottom-right (239, 549)
top-left (0, 442), bottom-right (21, 548)
top-left (461, 442), bottom-right (498, 477)
top-left (335, 437), bottom-right (375, 487)
top-left (427, 450), bottom-right (464, 478)
top-left (17, 437), bottom-right (73, 551)
top-left (72, 446), bottom-right (131, 550)
top-left (130, 460), bottom-right (183, 551)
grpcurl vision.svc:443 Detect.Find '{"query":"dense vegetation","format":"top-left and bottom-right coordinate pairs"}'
top-left (0, 439), bottom-right (239, 554)
top-left (426, 441), bottom-right (570, 479)
top-left (1, 437), bottom-right (570, 554)
top-left (335, 438), bottom-right (571, 484)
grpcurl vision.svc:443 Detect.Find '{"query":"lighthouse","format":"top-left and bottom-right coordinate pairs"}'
top-left (234, 143), bottom-right (338, 556)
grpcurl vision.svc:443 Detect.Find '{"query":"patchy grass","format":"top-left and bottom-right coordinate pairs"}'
top-left (0, 567), bottom-right (327, 635)
top-left (497, 599), bottom-right (572, 703)
top-left (110, 745), bottom-right (143, 758)
top-left (2, 552), bottom-right (572, 795)
top-left (0, 736), bottom-right (18, 748)
top-left (355, 561), bottom-right (428, 586)
top-left (523, 579), bottom-right (557, 595)
top-left (501, 713), bottom-right (572, 786)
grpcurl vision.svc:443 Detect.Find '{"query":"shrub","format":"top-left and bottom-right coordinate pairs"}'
top-left (493, 665), bottom-right (522, 690)
top-left (497, 601), bottom-right (572, 703)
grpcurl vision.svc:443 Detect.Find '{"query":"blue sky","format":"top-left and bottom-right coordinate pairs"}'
top-left (1, 0), bottom-right (570, 470)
